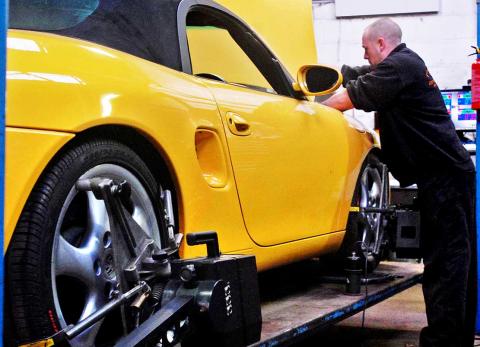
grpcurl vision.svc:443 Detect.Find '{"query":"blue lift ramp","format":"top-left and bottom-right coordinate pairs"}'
top-left (251, 261), bottom-right (423, 347)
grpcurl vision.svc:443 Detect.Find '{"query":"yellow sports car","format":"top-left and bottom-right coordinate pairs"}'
top-left (5, 0), bottom-right (387, 345)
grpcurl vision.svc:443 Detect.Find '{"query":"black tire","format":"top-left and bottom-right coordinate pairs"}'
top-left (6, 139), bottom-right (166, 346)
top-left (336, 153), bottom-right (389, 273)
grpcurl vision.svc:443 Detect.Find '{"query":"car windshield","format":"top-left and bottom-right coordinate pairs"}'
top-left (9, 0), bottom-right (100, 30)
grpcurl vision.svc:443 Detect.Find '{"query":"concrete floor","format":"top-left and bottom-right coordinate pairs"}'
top-left (296, 284), bottom-right (427, 347)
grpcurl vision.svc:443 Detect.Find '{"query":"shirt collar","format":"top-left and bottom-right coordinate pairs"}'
top-left (390, 43), bottom-right (406, 55)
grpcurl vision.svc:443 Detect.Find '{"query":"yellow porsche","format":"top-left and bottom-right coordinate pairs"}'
top-left (5, 0), bottom-right (387, 345)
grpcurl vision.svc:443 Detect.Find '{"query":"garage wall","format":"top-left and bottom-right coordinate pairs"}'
top-left (313, 0), bottom-right (477, 128)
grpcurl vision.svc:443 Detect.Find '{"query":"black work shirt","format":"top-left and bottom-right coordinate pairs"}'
top-left (345, 43), bottom-right (474, 186)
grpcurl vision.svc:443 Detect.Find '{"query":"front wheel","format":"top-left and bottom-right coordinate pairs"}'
top-left (338, 154), bottom-right (389, 272)
top-left (6, 139), bottom-right (166, 346)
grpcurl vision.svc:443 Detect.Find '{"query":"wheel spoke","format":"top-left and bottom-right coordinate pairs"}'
top-left (132, 206), bottom-right (148, 235)
top-left (369, 172), bottom-right (381, 206)
top-left (69, 318), bottom-right (104, 347)
top-left (370, 182), bottom-right (380, 198)
top-left (360, 169), bottom-right (372, 208)
top-left (68, 290), bottom-right (110, 346)
top-left (82, 191), bottom-right (109, 260)
top-left (86, 191), bottom-right (109, 237)
top-left (80, 292), bottom-right (108, 321)
top-left (55, 235), bottom-right (96, 287)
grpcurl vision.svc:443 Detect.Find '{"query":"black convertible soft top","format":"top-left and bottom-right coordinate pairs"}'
top-left (11, 0), bottom-right (185, 71)
top-left (59, 0), bottom-right (185, 72)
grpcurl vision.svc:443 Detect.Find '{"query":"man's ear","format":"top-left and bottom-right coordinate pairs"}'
top-left (378, 37), bottom-right (386, 51)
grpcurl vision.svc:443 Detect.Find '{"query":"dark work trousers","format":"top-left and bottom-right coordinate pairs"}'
top-left (417, 169), bottom-right (476, 347)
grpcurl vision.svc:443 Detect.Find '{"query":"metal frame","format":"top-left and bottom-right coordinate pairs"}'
top-left (0, 1), bottom-right (7, 345)
top-left (249, 264), bottom-right (423, 347)
top-left (476, 0), bottom-right (480, 333)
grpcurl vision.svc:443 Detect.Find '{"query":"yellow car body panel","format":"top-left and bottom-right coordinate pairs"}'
top-left (250, 230), bottom-right (346, 270)
top-left (6, 25), bottom-right (373, 271)
top-left (4, 128), bottom-right (75, 248)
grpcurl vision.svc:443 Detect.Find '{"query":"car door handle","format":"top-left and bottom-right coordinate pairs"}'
top-left (226, 112), bottom-right (251, 136)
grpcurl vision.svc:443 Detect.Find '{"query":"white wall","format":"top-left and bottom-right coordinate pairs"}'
top-left (313, 0), bottom-right (477, 128)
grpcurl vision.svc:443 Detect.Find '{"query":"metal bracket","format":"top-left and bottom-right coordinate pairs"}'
top-left (76, 178), bottom-right (165, 332)
top-left (114, 296), bottom-right (195, 347)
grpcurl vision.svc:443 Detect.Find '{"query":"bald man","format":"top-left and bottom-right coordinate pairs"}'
top-left (324, 18), bottom-right (476, 347)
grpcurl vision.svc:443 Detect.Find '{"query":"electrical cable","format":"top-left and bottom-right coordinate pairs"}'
top-left (359, 240), bottom-right (369, 329)
top-left (354, 240), bottom-right (369, 330)
top-left (352, 240), bottom-right (369, 347)
top-left (362, 251), bottom-right (368, 329)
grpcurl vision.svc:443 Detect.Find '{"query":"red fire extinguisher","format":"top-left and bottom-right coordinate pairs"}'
top-left (471, 46), bottom-right (480, 109)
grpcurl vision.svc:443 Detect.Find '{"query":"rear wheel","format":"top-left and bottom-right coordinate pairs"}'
top-left (337, 154), bottom-right (389, 272)
top-left (6, 139), bottom-right (166, 346)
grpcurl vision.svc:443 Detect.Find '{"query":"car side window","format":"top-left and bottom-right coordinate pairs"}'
top-left (184, 7), bottom-right (296, 97)
top-left (186, 24), bottom-right (277, 94)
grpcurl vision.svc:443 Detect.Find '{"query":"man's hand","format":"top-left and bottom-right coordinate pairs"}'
top-left (322, 89), bottom-right (354, 111)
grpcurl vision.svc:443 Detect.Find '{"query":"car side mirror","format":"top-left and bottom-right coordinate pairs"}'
top-left (293, 65), bottom-right (343, 96)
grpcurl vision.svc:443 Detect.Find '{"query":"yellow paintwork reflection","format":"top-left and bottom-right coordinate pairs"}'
top-left (5, 27), bottom-right (374, 271)
top-left (101, 93), bottom-right (120, 117)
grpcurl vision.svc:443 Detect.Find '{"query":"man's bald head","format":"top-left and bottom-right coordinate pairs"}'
top-left (365, 18), bottom-right (402, 46)
top-left (362, 18), bottom-right (403, 67)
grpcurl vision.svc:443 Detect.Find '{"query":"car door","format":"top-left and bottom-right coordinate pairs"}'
top-left (185, 7), bottom-right (350, 246)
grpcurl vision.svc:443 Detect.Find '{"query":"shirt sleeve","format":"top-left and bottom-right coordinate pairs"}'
top-left (346, 60), bottom-right (403, 112)
top-left (341, 65), bottom-right (371, 87)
